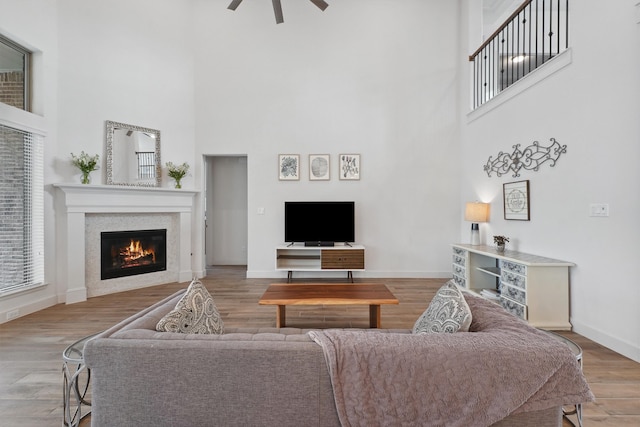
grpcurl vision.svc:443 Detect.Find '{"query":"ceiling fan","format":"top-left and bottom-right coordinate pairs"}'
top-left (228, 0), bottom-right (329, 24)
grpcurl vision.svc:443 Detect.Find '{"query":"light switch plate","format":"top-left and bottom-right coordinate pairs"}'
top-left (589, 203), bottom-right (609, 217)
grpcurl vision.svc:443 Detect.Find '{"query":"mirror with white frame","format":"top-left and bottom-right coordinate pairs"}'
top-left (105, 120), bottom-right (161, 187)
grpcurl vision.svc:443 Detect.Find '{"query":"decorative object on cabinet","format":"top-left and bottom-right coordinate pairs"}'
top-left (464, 202), bottom-right (490, 245)
top-left (484, 138), bottom-right (567, 178)
top-left (309, 154), bottom-right (330, 180)
top-left (228, 0), bottom-right (328, 25)
top-left (339, 154), bottom-right (360, 180)
top-left (451, 244), bottom-right (575, 330)
top-left (166, 161), bottom-right (190, 189)
top-left (278, 154), bottom-right (300, 180)
top-left (105, 120), bottom-right (161, 187)
top-left (70, 151), bottom-right (99, 184)
top-left (493, 235), bottom-right (509, 252)
top-left (503, 180), bottom-right (530, 220)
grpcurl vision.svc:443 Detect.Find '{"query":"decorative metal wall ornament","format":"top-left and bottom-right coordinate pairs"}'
top-left (484, 138), bottom-right (567, 178)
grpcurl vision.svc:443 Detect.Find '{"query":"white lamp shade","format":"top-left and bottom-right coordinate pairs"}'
top-left (464, 202), bottom-right (490, 223)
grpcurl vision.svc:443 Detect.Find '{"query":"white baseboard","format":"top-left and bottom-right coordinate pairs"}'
top-left (0, 294), bottom-right (58, 325)
top-left (65, 287), bottom-right (88, 304)
top-left (571, 318), bottom-right (640, 363)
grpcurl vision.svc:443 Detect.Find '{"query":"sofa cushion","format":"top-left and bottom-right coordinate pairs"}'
top-left (156, 279), bottom-right (224, 334)
top-left (412, 280), bottom-right (472, 333)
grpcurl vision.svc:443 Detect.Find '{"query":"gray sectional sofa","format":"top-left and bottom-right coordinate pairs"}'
top-left (84, 289), bottom-right (590, 427)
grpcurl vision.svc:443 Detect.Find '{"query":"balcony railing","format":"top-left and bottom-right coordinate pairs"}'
top-left (469, 0), bottom-right (569, 109)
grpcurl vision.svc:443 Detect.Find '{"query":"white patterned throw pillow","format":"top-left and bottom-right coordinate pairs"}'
top-left (412, 280), bottom-right (472, 334)
top-left (156, 279), bottom-right (224, 334)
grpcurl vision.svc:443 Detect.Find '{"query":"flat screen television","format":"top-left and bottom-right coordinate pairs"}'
top-left (285, 201), bottom-right (355, 246)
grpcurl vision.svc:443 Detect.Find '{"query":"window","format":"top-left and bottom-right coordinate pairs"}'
top-left (0, 33), bottom-right (31, 111)
top-left (0, 123), bottom-right (44, 294)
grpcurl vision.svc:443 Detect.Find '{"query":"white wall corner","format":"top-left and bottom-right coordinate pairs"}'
top-left (636, 2), bottom-right (640, 24)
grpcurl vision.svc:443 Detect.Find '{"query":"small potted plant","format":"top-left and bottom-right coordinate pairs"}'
top-left (493, 235), bottom-right (509, 252)
top-left (166, 161), bottom-right (189, 189)
top-left (71, 151), bottom-right (100, 184)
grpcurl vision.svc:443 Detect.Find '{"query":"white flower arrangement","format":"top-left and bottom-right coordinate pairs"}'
top-left (166, 161), bottom-right (189, 188)
top-left (71, 151), bottom-right (100, 184)
top-left (71, 151), bottom-right (100, 174)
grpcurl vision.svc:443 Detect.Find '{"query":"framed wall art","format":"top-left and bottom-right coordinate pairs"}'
top-left (339, 154), bottom-right (360, 180)
top-left (278, 154), bottom-right (299, 181)
top-left (503, 180), bottom-right (530, 220)
top-left (309, 154), bottom-right (330, 180)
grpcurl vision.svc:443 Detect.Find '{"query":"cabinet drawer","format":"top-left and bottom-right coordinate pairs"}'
top-left (452, 254), bottom-right (466, 267)
top-left (500, 297), bottom-right (527, 320)
top-left (501, 270), bottom-right (526, 290)
top-left (500, 283), bottom-right (526, 304)
top-left (453, 247), bottom-right (467, 257)
top-left (321, 250), bottom-right (364, 269)
top-left (452, 263), bottom-right (466, 279)
top-left (500, 260), bottom-right (527, 276)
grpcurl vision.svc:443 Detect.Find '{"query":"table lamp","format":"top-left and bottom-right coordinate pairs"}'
top-left (465, 202), bottom-right (489, 245)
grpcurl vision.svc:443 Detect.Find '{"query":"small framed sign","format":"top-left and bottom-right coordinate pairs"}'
top-left (503, 180), bottom-right (530, 220)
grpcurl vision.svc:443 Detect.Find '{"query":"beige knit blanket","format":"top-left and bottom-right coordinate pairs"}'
top-left (309, 294), bottom-right (594, 427)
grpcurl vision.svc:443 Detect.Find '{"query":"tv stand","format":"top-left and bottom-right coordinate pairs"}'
top-left (276, 244), bottom-right (365, 282)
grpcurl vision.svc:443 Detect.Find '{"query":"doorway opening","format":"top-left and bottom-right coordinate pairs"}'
top-left (204, 156), bottom-right (248, 275)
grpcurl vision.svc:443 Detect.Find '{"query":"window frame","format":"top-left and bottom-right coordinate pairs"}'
top-left (0, 33), bottom-right (31, 112)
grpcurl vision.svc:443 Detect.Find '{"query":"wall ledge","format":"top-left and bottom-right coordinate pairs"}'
top-left (467, 48), bottom-right (573, 123)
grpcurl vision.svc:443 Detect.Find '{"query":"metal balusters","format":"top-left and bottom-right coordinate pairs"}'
top-left (469, 0), bottom-right (569, 109)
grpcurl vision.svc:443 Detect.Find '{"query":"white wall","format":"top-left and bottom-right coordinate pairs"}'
top-left (192, 0), bottom-right (461, 279)
top-left (461, 0), bottom-right (640, 362)
top-left (55, 0), bottom-right (196, 186)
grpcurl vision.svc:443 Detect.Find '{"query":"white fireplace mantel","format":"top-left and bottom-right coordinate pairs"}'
top-left (53, 184), bottom-right (199, 304)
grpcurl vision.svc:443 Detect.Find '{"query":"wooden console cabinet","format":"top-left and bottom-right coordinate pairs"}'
top-left (276, 245), bottom-right (365, 282)
top-left (451, 244), bottom-right (575, 330)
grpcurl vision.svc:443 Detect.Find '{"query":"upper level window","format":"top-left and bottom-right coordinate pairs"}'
top-left (0, 34), bottom-right (31, 111)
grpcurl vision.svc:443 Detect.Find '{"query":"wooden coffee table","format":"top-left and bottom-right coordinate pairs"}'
top-left (259, 283), bottom-right (399, 328)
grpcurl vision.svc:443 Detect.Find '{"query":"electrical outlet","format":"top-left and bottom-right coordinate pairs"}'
top-left (589, 203), bottom-right (609, 217)
top-left (7, 309), bottom-right (19, 320)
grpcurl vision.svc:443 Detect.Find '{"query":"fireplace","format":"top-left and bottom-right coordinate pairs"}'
top-left (101, 229), bottom-right (167, 280)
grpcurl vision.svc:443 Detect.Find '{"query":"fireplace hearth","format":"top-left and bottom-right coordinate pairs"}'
top-left (101, 229), bottom-right (167, 280)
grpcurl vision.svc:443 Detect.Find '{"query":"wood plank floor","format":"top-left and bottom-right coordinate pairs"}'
top-left (0, 266), bottom-right (638, 426)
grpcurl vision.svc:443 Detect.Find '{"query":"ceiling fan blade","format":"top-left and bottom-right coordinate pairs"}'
top-left (272, 0), bottom-right (284, 24)
top-left (309, 0), bottom-right (329, 11)
top-left (227, 0), bottom-right (243, 11)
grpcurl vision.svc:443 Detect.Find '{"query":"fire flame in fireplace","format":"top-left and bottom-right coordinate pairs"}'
top-left (120, 239), bottom-right (156, 266)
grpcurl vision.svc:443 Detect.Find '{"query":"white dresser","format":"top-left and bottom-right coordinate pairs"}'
top-left (451, 244), bottom-right (575, 330)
